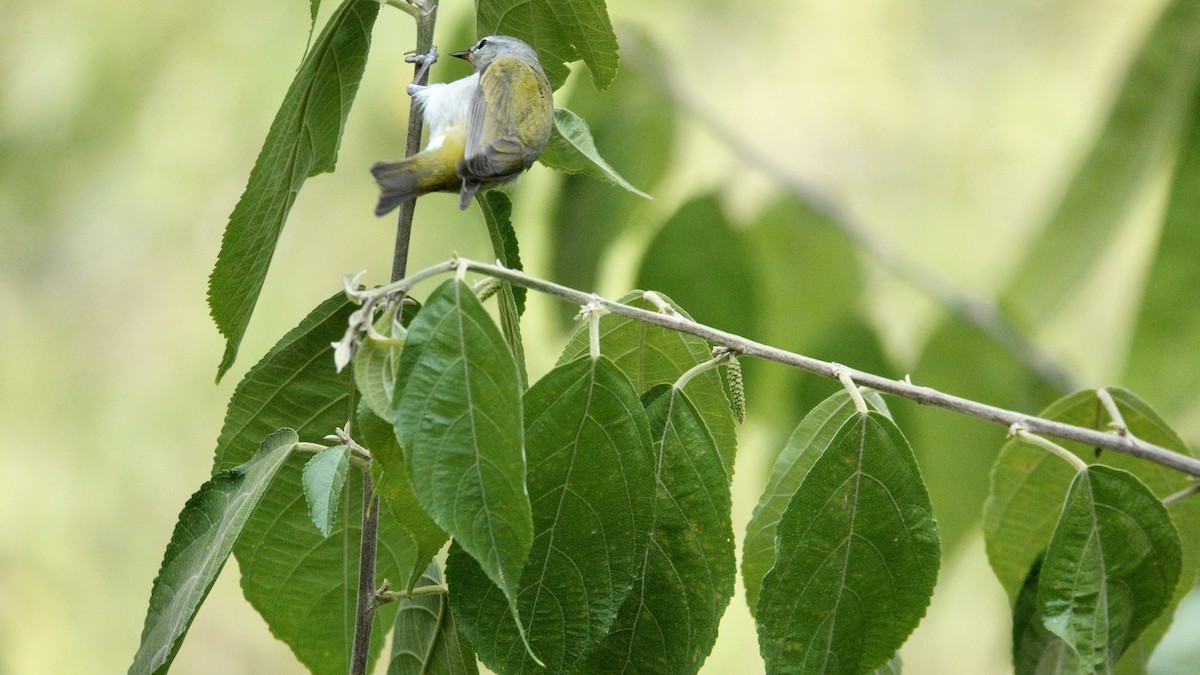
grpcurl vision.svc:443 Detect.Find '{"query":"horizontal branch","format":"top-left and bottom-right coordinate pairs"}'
top-left (367, 257), bottom-right (1200, 479)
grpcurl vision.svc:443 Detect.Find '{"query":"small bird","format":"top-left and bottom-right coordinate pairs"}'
top-left (371, 35), bottom-right (555, 215)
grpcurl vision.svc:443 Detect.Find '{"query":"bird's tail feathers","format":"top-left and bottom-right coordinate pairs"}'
top-left (371, 160), bottom-right (421, 216)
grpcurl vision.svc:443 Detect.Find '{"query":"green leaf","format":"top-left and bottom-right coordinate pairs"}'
top-left (1012, 558), bottom-right (1078, 675)
top-left (983, 388), bottom-right (1200, 672)
top-left (310, 0), bottom-right (321, 24)
top-left (448, 355), bottom-right (657, 673)
top-left (388, 561), bottom-right (478, 675)
top-left (213, 293), bottom-right (415, 673)
top-left (549, 32), bottom-right (674, 314)
top-left (756, 412), bottom-right (940, 674)
top-left (478, 191), bottom-right (526, 316)
top-left (475, 0), bottom-right (618, 90)
top-left (637, 195), bottom-right (760, 342)
top-left (393, 280), bottom-right (532, 616)
top-left (301, 444), bottom-right (350, 538)
top-left (579, 384), bottom-right (735, 673)
top-left (1038, 466), bottom-right (1181, 672)
top-left (353, 299), bottom-right (421, 421)
top-left (1000, 0), bottom-right (1200, 324)
top-left (539, 108), bottom-right (650, 198)
top-left (742, 390), bottom-right (890, 615)
top-left (477, 191), bottom-right (528, 388)
top-left (131, 429), bottom-right (298, 675)
top-left (1123, 87), bottom-right (1200, 414)
top-left (208, 0), bottom-right (380, 380)
top-left (356, 400), bottom-right (447, 591)
top-left (558, 291), bottom-right (738, 479)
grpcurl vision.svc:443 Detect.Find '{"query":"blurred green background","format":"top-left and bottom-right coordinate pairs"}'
top-left (3, 0), bottom-right (1196, 672)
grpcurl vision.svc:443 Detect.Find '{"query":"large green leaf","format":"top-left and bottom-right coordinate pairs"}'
top-left (983, 388), bottom-right (1200, 672)
top-left (475, 0), bottom-right (618, 90)
top-left (213, 294), bottom-right (413, 674)
top-left (756, 412), bottom-right (940, 674)
top-left (448, 355), bottom-right (656, 673)
top-left (558, 291), bottom-right (738, 479)
top-left (208, 0), bottom-right (379, 380)
top-left (539, 108), bottom-right (650, 198)
top-left (388, 561), bottom-right (478, 675)
top-left (1038, 466), bottom-right (1181, 672)
top-left (130, 429), bottom-right (298, 675)
top-left (742, 390), bottom-right (889, 615)
top-left (637, 195), bottom-right (760, 343)
top-left (1123, 87), bottom-right (1200, 414)
top-left (393, 280), bottom-right (532, 616)
top-left (1000, 0), bottom-right (1200, 324)
top-left (579, 384), bottom-right (734, 673)
top-left (301, 444), bottom-right (350, 538)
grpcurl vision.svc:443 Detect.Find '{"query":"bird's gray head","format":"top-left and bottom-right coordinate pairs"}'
top-left (451, 35), bottom-right (540, 72)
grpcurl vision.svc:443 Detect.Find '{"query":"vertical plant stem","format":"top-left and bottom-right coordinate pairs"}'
top-left (391, 7), bottom-right (439, 284)
top-left (354, 4), bottom-right (439, 673)
top-left (350, 469), bottom-right (381, 674)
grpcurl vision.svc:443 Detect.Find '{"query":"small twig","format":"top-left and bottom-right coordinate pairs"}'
top-left (375, 583), bottom-right (450, 605)
top-left (1011, 425), bottom-right (1088, 473)
top-left (836, 366), bottom-right (869, 415)
top-left (1096, 388), bottom-right (1129, 436)
top-left (1164, 483), bottom-right (1200, 507)
top-left (359, 257), bottom-right (1200, 479)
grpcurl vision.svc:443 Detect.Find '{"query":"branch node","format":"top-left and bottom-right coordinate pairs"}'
top-left (1014, 427), bottom-right (1088, 473)
top-left (1096, 388), bottom-right (1129, 437)
top-left (642, 290), bottom-right (678, 316)
top-left (576, 297), bottom-right (609, 360)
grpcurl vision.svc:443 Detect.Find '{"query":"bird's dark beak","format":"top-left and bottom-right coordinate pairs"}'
top-left (450, 49), bottom-right (471, 61)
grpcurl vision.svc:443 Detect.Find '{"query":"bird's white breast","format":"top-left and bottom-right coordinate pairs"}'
top-left (413, 73), bottom-right (478, 150)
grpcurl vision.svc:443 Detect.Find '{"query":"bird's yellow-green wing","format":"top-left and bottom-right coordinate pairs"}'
top-left (462, 55), bottom-right (554, 182)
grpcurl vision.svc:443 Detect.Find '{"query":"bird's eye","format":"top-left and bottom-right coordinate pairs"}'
top-left (477, 38), bottom-right (488, 49)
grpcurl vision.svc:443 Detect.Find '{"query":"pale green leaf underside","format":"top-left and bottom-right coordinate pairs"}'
top-left (388, 561), bottom-right (478, 675)
top-left (558, 291), bottom-right (738, 480)
top-left (393, 280), bottom-right (532, 610)
top-left (130, 429), bottom-right (298, 675)
top-left (743, 389), bottom-right (890, 615)
top-left (301, 444), bottom-right (350, 538)
top-left (540, 108), bottom-right (650, 198)
top-left (477, 191), bottom-right (527, 388)
top-left (449, 356), bottom-right (656, 674)
top-left (476, 0), bottom-right (619, 90)
top-left (1038, 466), bottom-right (1181, 672)
top-left (208, 0), bottom-right (379, 380)
top-left (757, 412), bottom-right (940, 674)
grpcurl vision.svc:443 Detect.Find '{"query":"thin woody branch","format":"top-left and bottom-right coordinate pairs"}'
top-left (360, 257), bottom-right (1200, 479)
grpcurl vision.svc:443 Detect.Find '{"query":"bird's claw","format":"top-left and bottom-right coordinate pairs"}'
top-left (404, 46), bottom-right (439, 67)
